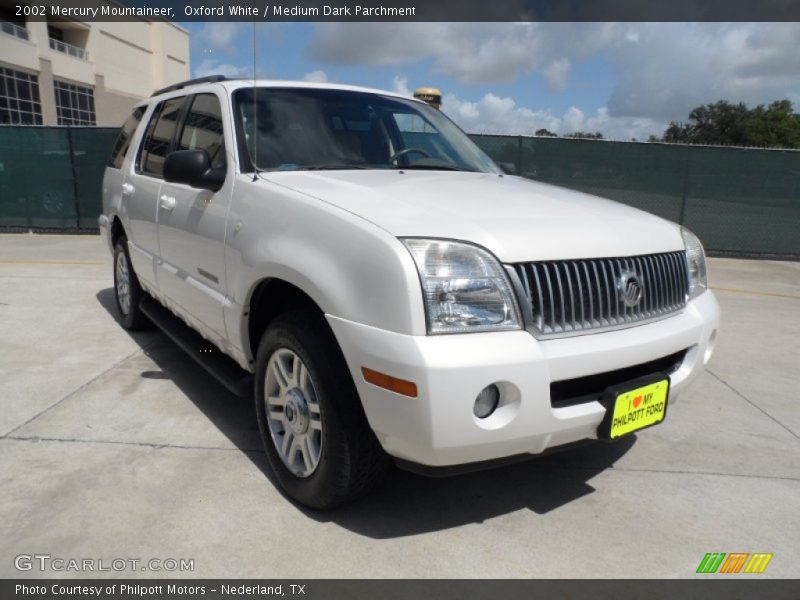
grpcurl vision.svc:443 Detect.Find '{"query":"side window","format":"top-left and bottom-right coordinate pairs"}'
top-left (137, 96), bottom-right (184, 178)
top-left (109, 106), bottom-right (144, 169)
top-left (178, 94), bottom-right (226, 168)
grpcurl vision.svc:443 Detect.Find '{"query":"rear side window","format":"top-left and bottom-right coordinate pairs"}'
top-left (109, 106), bottom-right (144, 169)
top-left (178, 94), bottom-right (226, 169)
top-left (137, 96), bottom-right (185, 177)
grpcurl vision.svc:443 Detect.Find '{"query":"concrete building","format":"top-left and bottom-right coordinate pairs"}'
top-left (0, 2), bottom-right (189, 126)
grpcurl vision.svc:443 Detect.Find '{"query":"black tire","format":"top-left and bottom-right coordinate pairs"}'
top-left (254, 311), bottom-right (390, 509)
top-left (113, 235), bottom-right (150, 330)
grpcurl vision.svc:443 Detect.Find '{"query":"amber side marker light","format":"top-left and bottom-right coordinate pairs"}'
top-left (361, 367), bottom-right (418, 398)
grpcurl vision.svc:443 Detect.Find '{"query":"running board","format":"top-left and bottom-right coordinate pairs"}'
top-left (139, 296), bottom-right (253, 398)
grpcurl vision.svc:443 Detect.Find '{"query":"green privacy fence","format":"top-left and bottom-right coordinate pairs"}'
top-left (0, 127), bottom-right (798, 257)
top-left (0, 126), bottom-right (118, 231)
top-left (471, 135), bottom-right (800, 258)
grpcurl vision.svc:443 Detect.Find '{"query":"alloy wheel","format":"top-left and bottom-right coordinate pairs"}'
top-left (264, 348), bottom-right (323, 478)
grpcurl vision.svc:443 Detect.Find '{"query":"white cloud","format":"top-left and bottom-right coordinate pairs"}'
top-left (607, 23), bottom-right (800, 120)
top-left (625, 30), bottom-right (640, 44)
top-left (193, 22), bottom-right (800, 139)
top-left (194, 59), bottom-right (254, 79)
top-left (195, 22), bottom-right (284, 65)
top-left (562, 106), bottom-right (585, 132)
top-left (197, 23), bottom-right (241, 52)
top-left (309, 23), bottom-right (800, 123)
top-left (391, 74), bottom-right (412, 97)
top-left (309, 23), bottom-right (624, 85)
top-left (568, 106), bottom-right (665, 140)
top-left (542, 58), bottom-right (571, 91)
top-left (442, 92), bottom-right (664, 140)
top-left (303, 70), bottom-right (328, 83)
top-left (443, 92), bottom-right (562, 135)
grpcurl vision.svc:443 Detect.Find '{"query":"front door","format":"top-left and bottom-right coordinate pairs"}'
top-left (156, 92), bottom-right (231, 339)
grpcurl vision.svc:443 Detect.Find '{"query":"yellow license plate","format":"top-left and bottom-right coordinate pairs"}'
top-left (604, 378), bottom-right (669, 439)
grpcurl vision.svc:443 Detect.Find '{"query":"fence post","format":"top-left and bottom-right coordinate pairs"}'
top-left (65, 127), bottom-right (81, 229)
top-left (517, 136), bottom-right (524, 176)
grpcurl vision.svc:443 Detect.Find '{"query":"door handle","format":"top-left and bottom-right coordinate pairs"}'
top-left (159, 194), bottom-right (176, 211)
top-left (121, 182), bottom-right (135, 196)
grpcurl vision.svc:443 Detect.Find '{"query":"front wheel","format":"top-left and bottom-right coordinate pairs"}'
top-left (254, 311), bottom-right (389, 509)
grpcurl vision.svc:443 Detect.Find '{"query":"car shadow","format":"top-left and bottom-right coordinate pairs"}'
top-left (97, 287), bottom-right (637, 539)
top-left (314, 437), bottom-right (636, 539)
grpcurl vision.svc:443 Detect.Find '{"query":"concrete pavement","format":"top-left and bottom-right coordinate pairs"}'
top-left (1, 233), bottom-right (798, 578)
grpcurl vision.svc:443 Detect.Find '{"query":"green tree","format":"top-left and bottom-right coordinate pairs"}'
top-left (746, 100), bottom-right (800, 148)
top-left (663, 99), bottom-right (800, 148)
top-left (564, 131), bottom-right (604, 139)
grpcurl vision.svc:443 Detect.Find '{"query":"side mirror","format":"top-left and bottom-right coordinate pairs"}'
top-left (163, 149), bottom-right (225, 191)
top-left (497, 161), bottom-right (517, 175)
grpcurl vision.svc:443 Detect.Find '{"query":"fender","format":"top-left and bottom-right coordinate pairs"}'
top-left (223, 176), bottom-right (427, 367)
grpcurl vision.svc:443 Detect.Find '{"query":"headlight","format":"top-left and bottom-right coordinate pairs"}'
top-left (681, 227), bottom-right (707, 299)
top-left (401, 238), bottom-right (522, 334)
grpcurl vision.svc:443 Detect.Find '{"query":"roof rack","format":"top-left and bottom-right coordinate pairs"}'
top-left (151, 75), bottom-right (227, 97)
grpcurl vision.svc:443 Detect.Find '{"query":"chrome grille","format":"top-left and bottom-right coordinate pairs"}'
top-left (512, 251), bottom-right (688, 337)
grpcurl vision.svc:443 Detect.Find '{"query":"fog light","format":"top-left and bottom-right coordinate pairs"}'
top-left (474, 384), bottom-right (500, 419)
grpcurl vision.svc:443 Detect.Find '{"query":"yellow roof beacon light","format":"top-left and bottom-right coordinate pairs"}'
top-left (414, 87), bottom-right (442, 109)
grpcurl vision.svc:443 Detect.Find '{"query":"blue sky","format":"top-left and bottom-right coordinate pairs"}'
top-left (181, 22), bottom-right (800, 140)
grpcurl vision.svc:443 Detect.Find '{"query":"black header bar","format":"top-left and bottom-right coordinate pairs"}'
top-left (13, 0), bottom-right (800, 22)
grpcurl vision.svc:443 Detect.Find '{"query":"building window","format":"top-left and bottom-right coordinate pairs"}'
top-left (1, 19), bottom-right (30, 41)
top-left (47, 25), bottom-right (64, 42)
top-left (0, 6), bottom-right (29, 41)
top-left (53, 80), bottom-right (96, 126)
top-left (0, 67), bottom-right (42, 125)
top-left (47, 24), bottom-right (88, 61)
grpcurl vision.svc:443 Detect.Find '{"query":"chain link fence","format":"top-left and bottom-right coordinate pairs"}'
top-left (471, 135), bottom-right (800, 258)
top-left (0, 127), bottom-right (797, 257)
top-left (0, 126), bottom-right (118, 231)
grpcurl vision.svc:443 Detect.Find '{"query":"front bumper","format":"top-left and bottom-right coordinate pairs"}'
top-left (327, 290), bottom-right (720, 468)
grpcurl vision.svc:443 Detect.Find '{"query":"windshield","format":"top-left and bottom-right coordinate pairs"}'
top-left (233, 87), bottom-right (500, 173)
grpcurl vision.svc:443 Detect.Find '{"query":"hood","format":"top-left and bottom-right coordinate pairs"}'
top-left (261, 170), bottom-right (684, 263)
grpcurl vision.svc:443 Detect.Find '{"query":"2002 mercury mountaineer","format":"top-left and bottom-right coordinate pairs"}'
top-left (100, 76), bottom-right (720, 509)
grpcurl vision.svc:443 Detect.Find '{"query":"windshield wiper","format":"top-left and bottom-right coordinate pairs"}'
top-left (395, 164), bottom-right (476, 172)
top-left (297, 164), bottom-right (374, 171)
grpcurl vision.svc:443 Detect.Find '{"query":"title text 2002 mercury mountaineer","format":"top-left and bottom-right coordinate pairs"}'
top-left (100, 76), bottom-right (720, 508)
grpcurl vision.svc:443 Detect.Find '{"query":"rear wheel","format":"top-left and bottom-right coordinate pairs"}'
top-left (113, 236), bottom-right (149, 330)
top-left (254, 311), bottom-right (390, 509)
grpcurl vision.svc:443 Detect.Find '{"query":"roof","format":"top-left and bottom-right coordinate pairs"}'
top-left (150, 75), bottom-right (424, 104)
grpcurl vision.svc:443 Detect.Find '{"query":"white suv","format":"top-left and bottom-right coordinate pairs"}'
top-left (100, 76), bottom-right (720, 508)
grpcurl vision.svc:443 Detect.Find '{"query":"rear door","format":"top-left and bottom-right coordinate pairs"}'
top-left (103, 104), bottom-right (143, 248)
top-left (156, 91), bottom-right (231, 338)
top-left (125, 96), bottom-right (186, 287)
